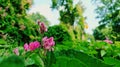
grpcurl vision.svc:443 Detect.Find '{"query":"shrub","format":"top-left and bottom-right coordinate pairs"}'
top-left (0, 0), bottom-right (41, 46)
top-left (44, 25), bottom-right (72, 43)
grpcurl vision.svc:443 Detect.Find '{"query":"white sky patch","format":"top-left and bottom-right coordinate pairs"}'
top-left (28, 4), bottom-right (59, 25)
top-left (81, 0), bottom-right (99, 34)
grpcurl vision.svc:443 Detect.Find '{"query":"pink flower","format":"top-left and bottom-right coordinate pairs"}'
top-left (48, 37), bottom-right (55, 46)
top-left (42, 37), bottom-right (55, 51)
top-left (24, 41), bottom-right (40, 51)
top-left (29, 42), bottom-right (36, 51)
top-left (38, 21), bottom-right (47, 33)
top-left (13, 48), bottom-right (19, 56)
top-left (104, 38), bottom-right (113, 44)
top-left (42, 37), bottom-right (47, 42)
top-left (34, 41), bottom-right (40, 48)
top-left (24, 43), bottom-right (29, 51)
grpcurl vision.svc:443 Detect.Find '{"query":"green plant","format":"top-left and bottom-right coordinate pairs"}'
top-left (51, 49), bottom-right (112, 67)
top-left (0, 55), bottom-right (25, 67)
top-left (94, 0), bottom-right (120, 41)
top-left (51, 56), bottom-right (87, 67)
top-left (44, 25), bottom-right (72, 43)
top-left (0, 0), bottom-right (41, 46)
top-left (103, 57), bottom-right (120, 67)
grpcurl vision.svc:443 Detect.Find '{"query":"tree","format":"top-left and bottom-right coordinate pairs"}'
top-left (51, 0), bottom-right (85, 26)
top-left (28, 12), bottom-right (50, 26)
top-left (51, 0), bottom-right (75, 25)
top-left (51, 0), bottom-right (86, 40)
top-left (93, 0), bottom-right (120, 41)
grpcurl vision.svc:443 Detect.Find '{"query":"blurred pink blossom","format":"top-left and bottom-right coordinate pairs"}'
top-left (34, 41), bottom-right (40, 48)
top-left (104, 38), bottom-right (113, 44)
top-left (38, 21), bottom-right (47, 33)
top-left (29, 42), bottom-right (35, 51)
top-left (13, 48), bottom-right (19, 56)
top-left (48, 37), bottom-right (55, 46)
top-left (24, 43), bottom-right (29, 51)
top-left (24, 41), bottom-right (40, 51)
top-left (42, 37), bottom-right (55, 51)
top-left (29, 41), bottom-right (40, 51)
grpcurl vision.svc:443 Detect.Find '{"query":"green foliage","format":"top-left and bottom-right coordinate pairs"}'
top-left (51, 0), bottom-right (86, 42)
top-left (25, 54), bottom-right (44, 67)
top-left (0, 0), bottom-right (41, 46)
top-left (52, 49), bottom-right (112, 67)
top-left (1, 0), bottom-right (120, 67)
top-left (51, 0), bottom-right (85, 27)
top-left (93, 27), bottom-right (105, 40)
top-left (82, 41), bottom-right (120, 59)
top-left (44, 25), bottom-right (72, 43)
top-left (94, 0), bottom-right (120, 41)
top-left (51, 56), bottom-right (87, 67)
top-left (28, 12), bottom-right (50, 26)
top-left (60, 40), bottom-right (120, 60)
top-left (0, 55), bottom-right (25, 67)
top-left (103, 57), bottom-right (120, 67)
top-left (0, 39), bottom-right (7, 45)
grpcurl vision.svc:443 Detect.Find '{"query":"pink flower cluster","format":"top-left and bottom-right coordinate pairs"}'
top-left (104, 38), bottom-right (113, 44)
top-left (23, 37), bottom-right (55, 52)
top-left (24, 41), bottom-right (40, 51)
top-left (38, 21), bottom-right (47, 33)
top-left (13, 21), bottom-right (55, 56)
top-left (42, 37), bottom-right (55, 51)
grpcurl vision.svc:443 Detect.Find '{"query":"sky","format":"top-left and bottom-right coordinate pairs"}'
top-left (28, 0), bottom-right (99, 34)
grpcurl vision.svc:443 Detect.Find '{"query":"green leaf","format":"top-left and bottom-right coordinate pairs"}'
top-left (51, 56), bottom-right (87, 67)
top-left (0, 39), bottom-right (7, 45)
top-left (53, 56), bottom-right (69, 67)
top-left (101, 50), bottom-right (106, 57)
top-left (25, 58), bottom-right (35, 66)
top-left (103, 57), bottom-right (120, 65)
top-left (30, 54), bottom-right (44, 67)
top-left (0, 55), bottom-right (25, 67)
top-left (67, 58), bottom-right (87, 67)
top-left (0, 57), bottom-right (3, 63)
top-left (54, 49), bottom-right (112, 67)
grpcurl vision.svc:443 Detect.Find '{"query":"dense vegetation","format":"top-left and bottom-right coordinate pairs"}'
top-left (93, 0), bottom-right (120, 41)
top-left (0, 0), bottom-right (120, 67)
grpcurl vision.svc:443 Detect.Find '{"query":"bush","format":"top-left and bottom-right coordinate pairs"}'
top-left (0, 0), bottom-right (42, 46)
top-left (44, 25), bottom-right (72, 43)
